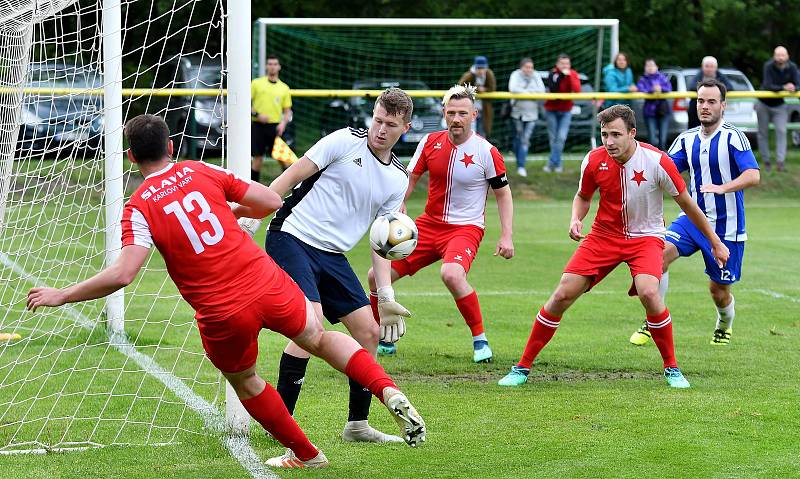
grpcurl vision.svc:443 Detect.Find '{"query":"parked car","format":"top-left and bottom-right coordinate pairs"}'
top-left (166, 56), bottom-right (226, 159)
top-left (17, 63), bottom-right (104, 158)
top-left (633, 67), bottom-right (758, 146)
top-left (166, 55), bottom-right (296, 159)
top-left (496, 70), bottom-right (596, 154)
top-left (323, 79), bottom-right (444, 154)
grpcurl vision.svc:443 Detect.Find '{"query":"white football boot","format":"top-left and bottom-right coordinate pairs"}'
top-left (382, 387), bottom-right (426, 447)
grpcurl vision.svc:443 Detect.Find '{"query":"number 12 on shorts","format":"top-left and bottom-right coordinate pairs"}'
top-left (163, 191), bottom-right (224, 254)
top-left (719, 269), bottom-right (735, 282)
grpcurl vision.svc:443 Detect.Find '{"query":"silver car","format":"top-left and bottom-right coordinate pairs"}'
top-left (635, 67), bottom-right (758, 145)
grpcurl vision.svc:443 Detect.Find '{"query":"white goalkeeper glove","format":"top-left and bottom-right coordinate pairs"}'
top-left (237, 217), bottom-right (262, 238)
top-left (377, 286), bottom-right (411, 343)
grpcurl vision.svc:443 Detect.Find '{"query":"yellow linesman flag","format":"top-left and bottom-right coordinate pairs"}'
top-left (271, 136), bottom-right (298, 166)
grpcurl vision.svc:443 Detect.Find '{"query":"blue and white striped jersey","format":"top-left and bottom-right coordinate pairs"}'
top-left (668, 122), bottom-right (759, 241)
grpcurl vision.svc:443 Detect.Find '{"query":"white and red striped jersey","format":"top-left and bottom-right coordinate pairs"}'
top-left (409, 131), bottom-right (507, 228)
top-left (121, 160), bottom-right (282, 320)
top-left (578, 142), bottom-right (686, 239)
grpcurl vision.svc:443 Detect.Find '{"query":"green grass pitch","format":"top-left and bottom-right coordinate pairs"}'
top-left (1, 158), bottom-right (799, 478)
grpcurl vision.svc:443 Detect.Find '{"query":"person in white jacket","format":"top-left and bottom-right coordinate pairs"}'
top-left (508, 57), bottom-right (545, 177)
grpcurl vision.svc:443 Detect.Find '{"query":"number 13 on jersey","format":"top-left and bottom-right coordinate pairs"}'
top-left (163, 191), bottom-right (224, 254)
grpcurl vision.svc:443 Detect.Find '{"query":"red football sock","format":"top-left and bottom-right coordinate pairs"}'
top-left (455, 290), bottom-right (484, 336)
top-left (345, 348), bottom-right (398, 403)
top-left (518, 307), bottom-right (561, 369)
top-left (369, 291), bottom-right (380, 325)
top-left (240, 383), bottom-right (318, 461)
top-left (647, 308), bottom-right (677, 368)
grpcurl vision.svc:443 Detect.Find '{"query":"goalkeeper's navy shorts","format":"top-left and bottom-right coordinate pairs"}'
top-left (266, 230), bottom-right (370, 323)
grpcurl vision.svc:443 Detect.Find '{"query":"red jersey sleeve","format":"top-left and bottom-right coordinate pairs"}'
top-left (200, 161), bottom-right (251, 203)
top-left (657, 154), bottom-right (686, 196)
top-left (408, 134), bottom-right (429, 176)
top-left (120, 200), bottom-right (153, 249)
top-left (486, 146), bottom-right (509, 189)
top-left (487, 146), bottom-right (506, 177)
top-left (578, 153), bottom-right (597, 198)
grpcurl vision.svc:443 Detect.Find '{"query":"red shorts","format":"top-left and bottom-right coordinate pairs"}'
top-left (391, 213), bottom-right (485, 278)
top-left (196, 269), bottom-right (307, 373)
top-left (564, 233), bottom-right (664, 290)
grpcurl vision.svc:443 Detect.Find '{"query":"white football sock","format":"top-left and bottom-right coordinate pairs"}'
top-left (473, 333), bottom-right (487, 343)
top-left (658, 272), bottom-right (669, 301)
top-left (715, 295), bottom-right (735, 330)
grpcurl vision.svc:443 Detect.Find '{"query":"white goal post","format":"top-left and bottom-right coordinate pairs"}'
top-left (0, 0), bottom-right (257, 459)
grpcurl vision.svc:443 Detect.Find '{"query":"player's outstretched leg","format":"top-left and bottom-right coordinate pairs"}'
top-left (292, 301), bottom-right (426, 446)
top-left (221, 366), bottom-right (329, 469)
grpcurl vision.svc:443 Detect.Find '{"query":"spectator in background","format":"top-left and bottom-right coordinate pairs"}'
top-left (756, 45), bottom-right (800, 172)
top-left (637, 58), bottom-right (672, 150)
top-left (508, 57), bottom-right (545, 177)
top-left (543, 54), bottom-right (581, 173)
top-left (687, 56), bottom-right (732, 129)
top-left (251, 55), bottom-right (292, 183)
top-left (459, 56), bottom-right (496, 139)
top-left (602, 52), bottom-right (637, 108)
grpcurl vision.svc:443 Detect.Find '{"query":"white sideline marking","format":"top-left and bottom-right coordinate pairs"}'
top-left (399, 288), bottom-right (800, 300)
top-left (751, 289), bottom-right (800, 304)
top-left (0, 252), bottom-right (276, 479)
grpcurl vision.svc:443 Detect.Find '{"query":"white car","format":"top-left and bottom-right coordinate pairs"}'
top-left (635, 67), bottom-right (758, 145)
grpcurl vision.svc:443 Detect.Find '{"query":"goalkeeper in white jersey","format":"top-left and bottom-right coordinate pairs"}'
top-left (251, 88), bottom-right (415, 444)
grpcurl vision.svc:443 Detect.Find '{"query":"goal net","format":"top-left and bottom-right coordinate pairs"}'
top-left (0, 0), bottom-right (231, 454)
top-left (253, 19), bottom-right (617, 155)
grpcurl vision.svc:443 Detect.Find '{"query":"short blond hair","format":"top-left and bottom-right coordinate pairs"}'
top-left (443, 83), bottom-right (477, 106)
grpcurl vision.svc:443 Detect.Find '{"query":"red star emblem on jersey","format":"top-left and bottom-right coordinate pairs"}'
top-left (460, 153), bottom-right (475, 168)
top-left (631, 170), bottom-right (647, 186)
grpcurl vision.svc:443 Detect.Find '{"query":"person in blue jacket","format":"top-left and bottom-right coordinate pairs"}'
top-left (637, 58), bottom-right (673, 150)
top-left (602, 52), bottom-right (638, 108)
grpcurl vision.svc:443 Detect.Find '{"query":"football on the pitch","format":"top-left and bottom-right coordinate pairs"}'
top-left (369, 212), bottom-right (418, 260)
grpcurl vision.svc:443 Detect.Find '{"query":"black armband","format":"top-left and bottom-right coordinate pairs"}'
top-left (488, 173), bottom-right (508, 189)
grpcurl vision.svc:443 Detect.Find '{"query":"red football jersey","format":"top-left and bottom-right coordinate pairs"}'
top-left (121, 160), bottom-right (282, 319)
top-left (578, 142), bottom-right (686, 239)
top-left (408, 131), bottom-right (506, 228)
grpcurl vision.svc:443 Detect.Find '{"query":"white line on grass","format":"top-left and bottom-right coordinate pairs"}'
top-left (400, 288), bottom-right (800, 300)
top-left (751, 289), bottom-right (800, 303)
top-left (0, 252), bottom-right (276, 479)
